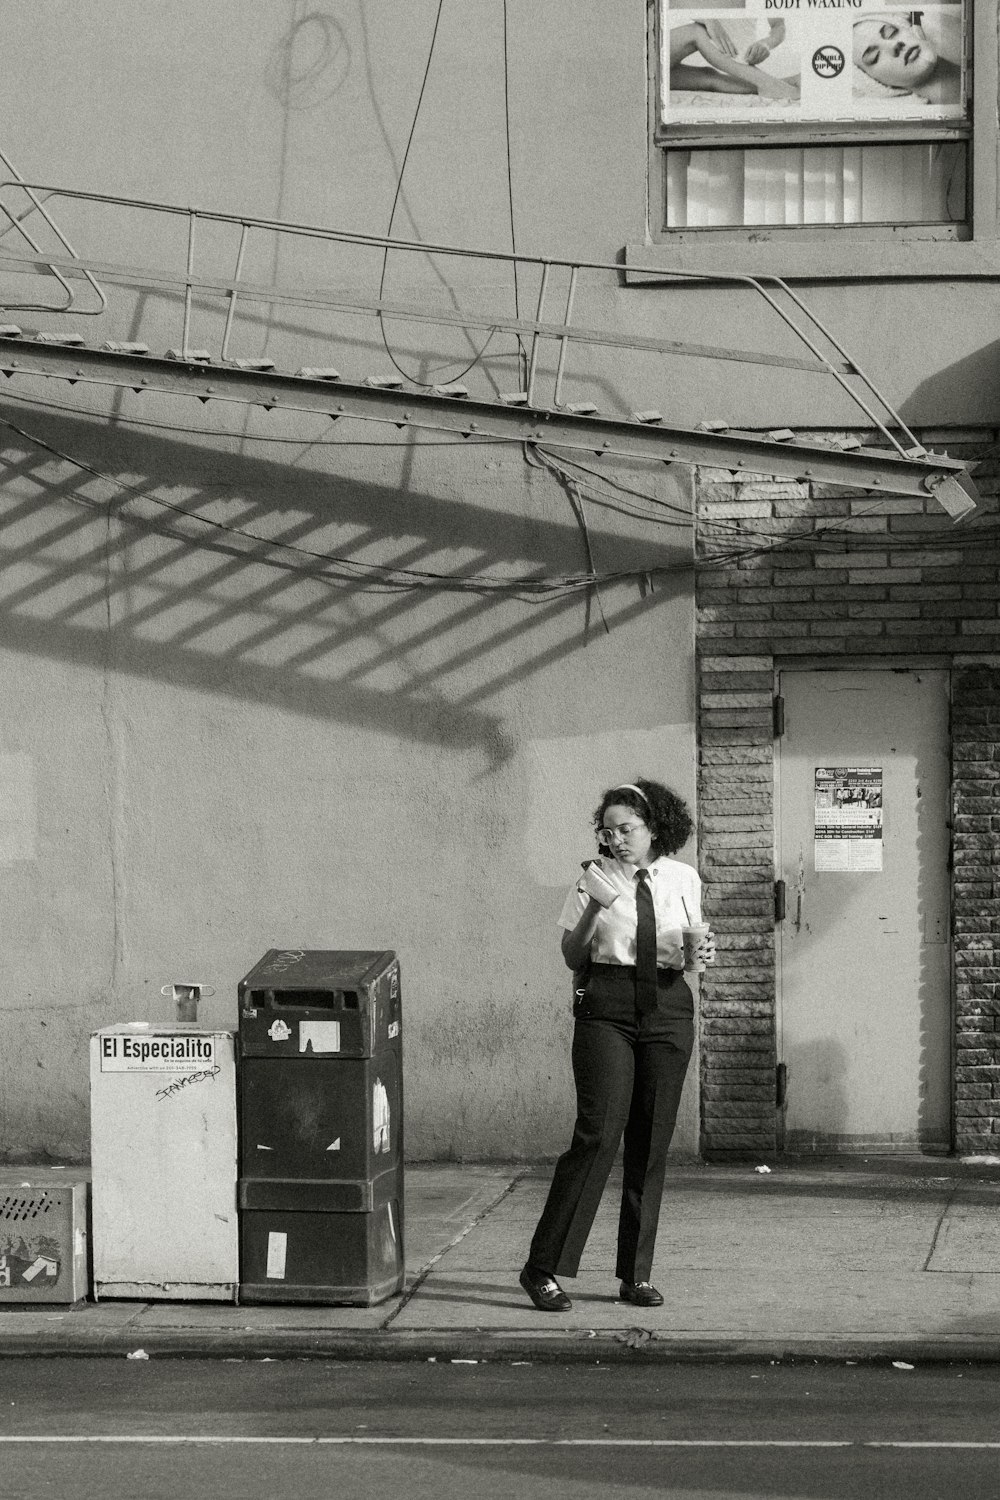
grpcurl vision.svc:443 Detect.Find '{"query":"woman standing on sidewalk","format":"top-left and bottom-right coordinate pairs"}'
top-left (519, 779), bottom-right (715, 1313)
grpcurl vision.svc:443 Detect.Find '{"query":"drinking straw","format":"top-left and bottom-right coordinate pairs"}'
top-left (681, 896), bottom-right (692, 924)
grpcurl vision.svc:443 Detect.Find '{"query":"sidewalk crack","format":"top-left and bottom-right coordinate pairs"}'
top-left (922, 1182), bottom-right (959, 1273)
top-left (378, 1169), bottom-right (530, 1330)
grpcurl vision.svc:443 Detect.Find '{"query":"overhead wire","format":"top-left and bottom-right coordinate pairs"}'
top-left (4, 383), bottom-right (984, 587)
top-left (2, 401), bottom-right (987, 610)
top-left (6, 382), bottom-right (972, 549)
top-left (502, 0), bottom-right (527, 385)
top-left (0, 385), bottom-right (700, 536)
top-left (376, 1), bottom-right (501, 388)
top-left (532, 446), bottom-right (974, 552)
top-left (0, 385), bottom-right (507, 446)
top-left (535, 446), bottom-right (694, 523)
top-left (690, 453), bottom-right (995, 562)
top-left (0, 380), bottom-right (983, 568)
top-left (698, 500), bottom-right (997, 562)
top-left (0, 412), bottom-right (695, 600)
top-left (527, 444), bottom-right (610, 630)
top-left (534, 443), bottom-right (979, 562)
top-left (0, 379), bottom-right (768, 542)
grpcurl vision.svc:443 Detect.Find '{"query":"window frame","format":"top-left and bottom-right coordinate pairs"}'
top-left (633, 0), bottom-right (999, 280)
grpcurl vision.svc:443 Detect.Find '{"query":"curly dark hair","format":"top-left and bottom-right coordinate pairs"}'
top-left (592, 777), bottom-right (694, 858)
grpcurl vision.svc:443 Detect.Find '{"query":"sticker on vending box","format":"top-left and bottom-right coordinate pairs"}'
top-left (298, 1021), bottom-right (340, 1053)
top-left (373, 1079), bottom-right (391, 1154)
top-left (0, 1241), bottom-right (60, 1290)
top-left (266, 1231), bottom-right (287, 1280)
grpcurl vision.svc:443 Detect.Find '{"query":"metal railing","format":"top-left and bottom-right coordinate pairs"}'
top-left (0, 179), bottom-right (924, 457)
top-left (0, 153), bottom-right (106, 317)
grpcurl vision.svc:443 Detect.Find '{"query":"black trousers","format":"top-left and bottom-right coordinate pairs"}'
top-left (527, 963), bottom-right (694, 1283)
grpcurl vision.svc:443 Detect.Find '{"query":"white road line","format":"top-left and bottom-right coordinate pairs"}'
top-left (866, 1442), bottom-right (1000, 1450)
top-left (0, 1437), bottom-right (997, 1449)
top-left (0, 1438), bottom-right (849, 1447)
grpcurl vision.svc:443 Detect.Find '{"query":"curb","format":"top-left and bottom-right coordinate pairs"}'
top-left (2, 1327), bottom-right (999, 1364)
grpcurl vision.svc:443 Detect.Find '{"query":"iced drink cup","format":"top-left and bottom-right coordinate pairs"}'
top-left (579, 861), bottom-right (619, 908)
top-left (682, 923), bottom-right (711, 973)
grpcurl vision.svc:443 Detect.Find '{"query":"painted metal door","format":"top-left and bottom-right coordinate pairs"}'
top-left (776, 670), bottom-right (951, 1153)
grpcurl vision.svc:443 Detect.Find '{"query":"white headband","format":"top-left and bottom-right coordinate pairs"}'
top-left (613, 783), bottom-right (649, 806)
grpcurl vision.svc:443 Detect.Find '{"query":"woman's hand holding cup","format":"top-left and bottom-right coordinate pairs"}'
top-left (681, 923), bottom-right (715, 973)
top-left (578, 861), bottom-right (619, 909)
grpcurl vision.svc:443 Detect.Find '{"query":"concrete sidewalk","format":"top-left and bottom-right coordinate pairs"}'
top-left (2, 1160), bottom-right (999, 1362)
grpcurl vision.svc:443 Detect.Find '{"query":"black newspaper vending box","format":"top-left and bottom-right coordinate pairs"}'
top-left (237, 950), bottom-right (403, 1305)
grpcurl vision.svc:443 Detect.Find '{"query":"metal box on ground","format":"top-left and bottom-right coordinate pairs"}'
top-left (0, 1167), bottom-right (89, 1304)
top-left (237, 949), bottom-right (402, 1061)
top-left (90, 1024), bottom-right (238, 1301)
top-left (239, 1200), bottom-right (402, 1306)
top-left (237, 949), bottom-right (403, 1305)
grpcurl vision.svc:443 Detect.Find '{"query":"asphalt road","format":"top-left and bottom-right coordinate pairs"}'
top-left (0, 1358), bottom-right (997, 1499)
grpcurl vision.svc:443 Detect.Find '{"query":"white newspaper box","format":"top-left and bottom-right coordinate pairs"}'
top-left (90, 1023), bottom-right (238, 1300)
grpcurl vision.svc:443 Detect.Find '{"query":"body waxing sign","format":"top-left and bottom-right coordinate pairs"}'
top-left (660, 2), bottom-right (967, 128)
top-left (814, 767), bottom-right (883, 872)
top-left (100, 1033), bottom-right (217, 1072)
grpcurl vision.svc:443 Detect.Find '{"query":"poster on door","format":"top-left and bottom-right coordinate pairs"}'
top-left (814, 766), bottom-right (883, 871)
top-left (659, 2), bottom-right (967, 129)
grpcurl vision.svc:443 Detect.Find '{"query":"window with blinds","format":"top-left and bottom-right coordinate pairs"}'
top-left (655, 2), bottom-right (972, 236)
top-left (665, 142), bottom-right (967, 229)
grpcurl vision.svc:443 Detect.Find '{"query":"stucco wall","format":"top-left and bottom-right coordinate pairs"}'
top-left (0, 1), bottom-right (704, 1164)
top-left (0, 397), bottom-right (698, 1160)
top-left (0, 0), bottom-right (996, 1161)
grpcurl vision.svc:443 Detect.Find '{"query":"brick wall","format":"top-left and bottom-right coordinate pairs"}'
top-left (952, 666), bottom-right (1000, 1154)
top-left (698, 658), bottom-right (777, 1156)
top-left (695, 430), bottom-right (1000, 1158)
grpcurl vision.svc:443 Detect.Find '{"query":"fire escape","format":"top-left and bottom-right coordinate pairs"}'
top-left (0, 154), bottom-right (980, 523)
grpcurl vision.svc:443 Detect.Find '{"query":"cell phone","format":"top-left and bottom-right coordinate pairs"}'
top-left (579, 861), bottom-right (619, 908)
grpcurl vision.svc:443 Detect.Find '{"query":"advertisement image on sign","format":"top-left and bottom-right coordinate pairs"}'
top-left (659, 1), bottom-right (966, 128)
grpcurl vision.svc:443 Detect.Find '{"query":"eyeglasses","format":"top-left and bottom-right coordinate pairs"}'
top-left (599, 821), bottom-right (646, 845)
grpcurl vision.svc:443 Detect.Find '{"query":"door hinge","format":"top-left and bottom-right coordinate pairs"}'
top-left (776, 1061), bottom-right (788, 1109)
top-left (772, 694), bottom-right (785, 738)
top-left (774, 878), bottom-right (786, 923)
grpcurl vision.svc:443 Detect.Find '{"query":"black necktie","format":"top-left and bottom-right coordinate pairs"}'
top-left (635, 869), bottom-right (658, 1014)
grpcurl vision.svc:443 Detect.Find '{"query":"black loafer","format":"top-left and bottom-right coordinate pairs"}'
top-left (619, 1280), bottom-right (664, 1308)
top-left (519, 1263), bottom-right (572, 1312)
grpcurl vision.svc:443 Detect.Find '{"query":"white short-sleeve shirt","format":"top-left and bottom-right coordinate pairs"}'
top-left (556, 854), bottom-right (703, 970)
